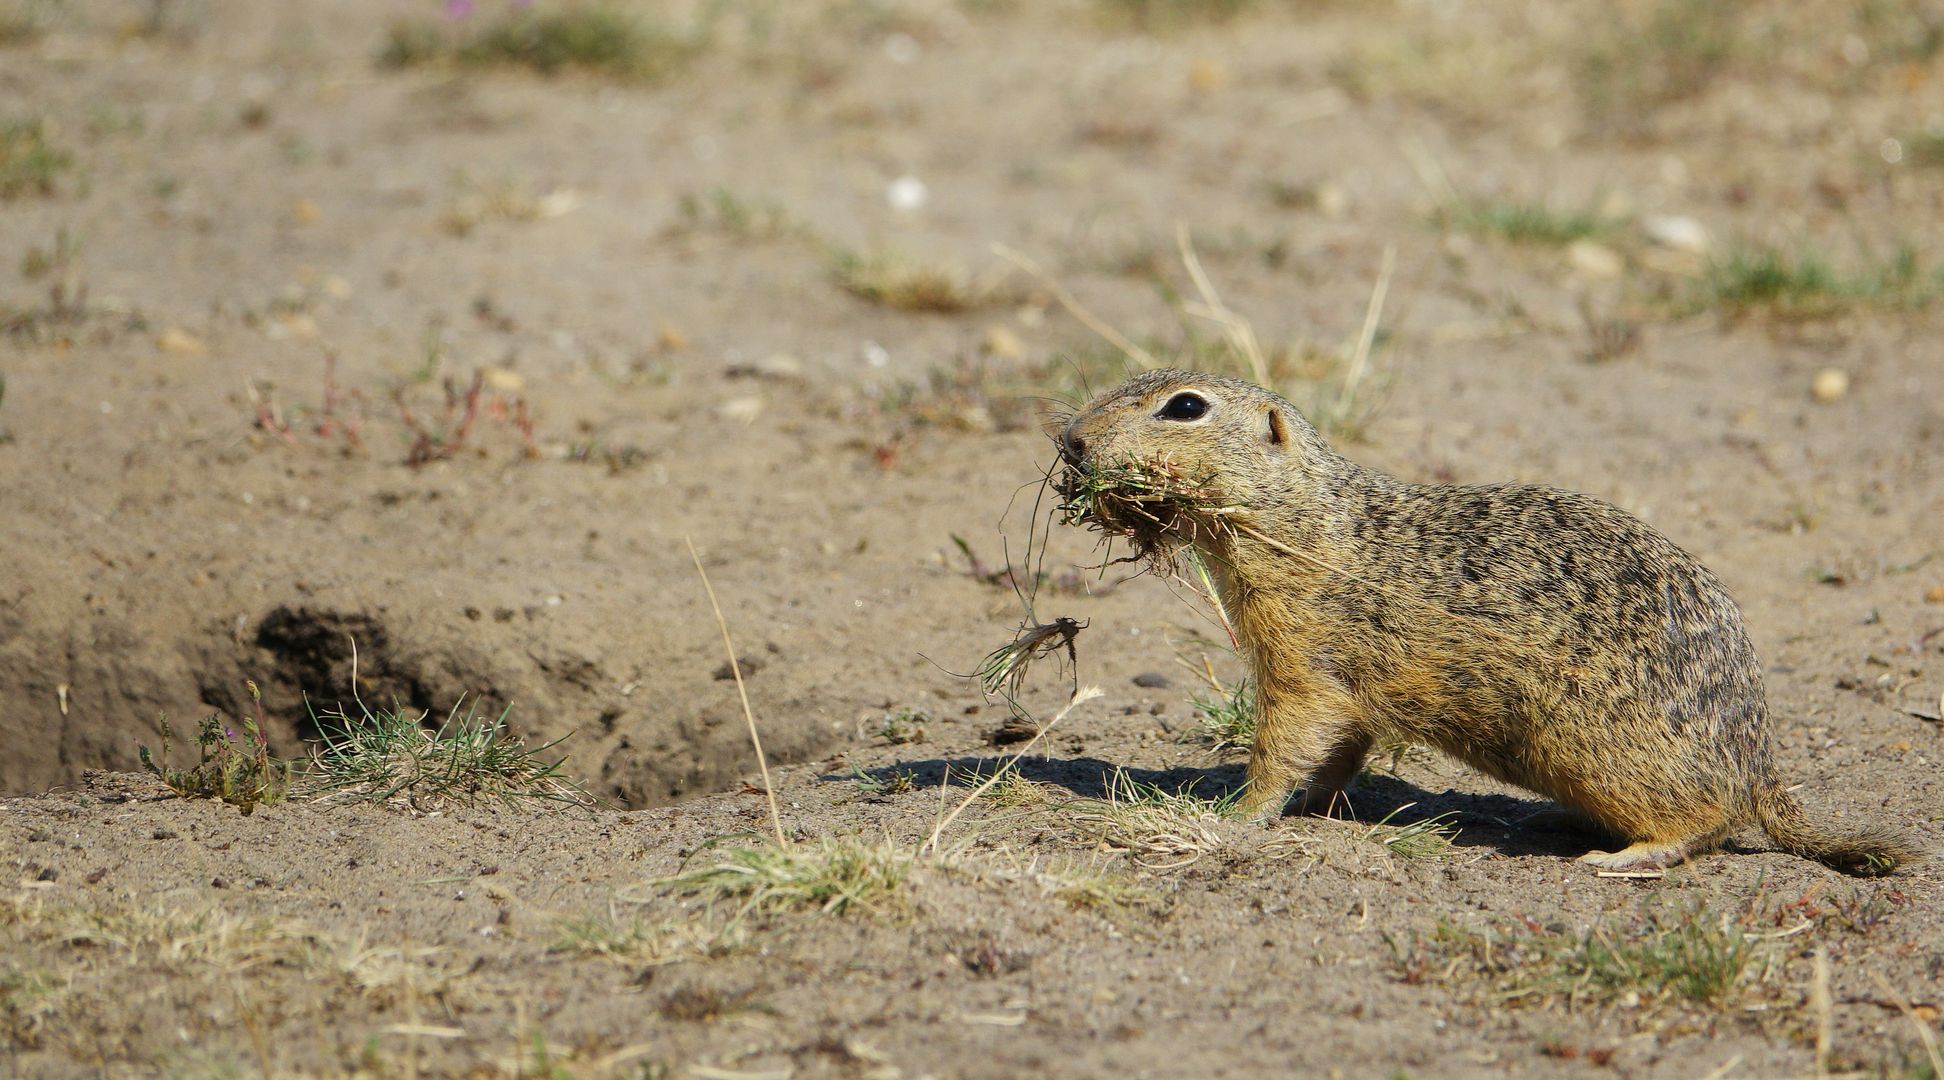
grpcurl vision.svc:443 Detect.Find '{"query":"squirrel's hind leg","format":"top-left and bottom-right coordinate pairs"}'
top-left (1295, 731), bottom-right (1373, 817)
top-left (1577, 828), bottom-right (1727, 872)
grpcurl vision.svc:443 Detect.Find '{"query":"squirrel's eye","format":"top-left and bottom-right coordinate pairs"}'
top-left (1156, 392), bottom-right (1209, 421)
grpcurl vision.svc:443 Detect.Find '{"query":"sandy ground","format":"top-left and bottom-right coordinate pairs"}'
top-left (2, 0), bottom-right (1942, 1076)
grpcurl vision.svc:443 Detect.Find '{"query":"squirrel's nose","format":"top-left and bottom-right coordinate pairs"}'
top-left (1060, 427), bottom-right (1087, 466)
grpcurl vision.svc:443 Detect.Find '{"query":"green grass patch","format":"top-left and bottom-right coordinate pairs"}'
top-left (549, 910), bottom-right (733, 964)
top-left (301, 696), bottom-right (593, 811)
top-left (138, 682), bottom-right (293, 815)
top-left (850, 765), bottom-right (917, 799)
top-left (380, 4), bottom-right (703, 82)
top-left (1188, 669), bottom-right (1255, 753)
top-left (831, 249), bottom-right (992, 313)
top-left (1366, 806), bottom-right (1457, 860)
top-left (944, 762), bottom-right (1051, 808)
top-left (873, 707), bottom-right (929, 746)
top-left (0, 120), bottom-right (70, 199)
top-left (0, 0), bottom-right (61, 45)
top-left (1568, 914), bottom-right (1752, 1004)
top-left (1391, 902), bottom-right (1760, 1009)
top-left (662, 837), bottom-right (914, 921)
top-left (1700, 243), bottom-right (1939, 317)
top-left (1448, 199), bottom-right (1611, 247)
top-left (675, 186), bottom-right (802, 242)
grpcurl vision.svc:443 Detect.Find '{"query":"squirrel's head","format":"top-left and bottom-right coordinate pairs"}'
top-left (1055, 370), bottom-right (1341, 557)
top-left (1058, 369), bottom-right (1329, 485)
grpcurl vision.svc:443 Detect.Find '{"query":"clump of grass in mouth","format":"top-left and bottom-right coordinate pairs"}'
top-left (1056, 455), bottom-right (1240, 570)
top-left (302, 696), bottom-right (592, 811)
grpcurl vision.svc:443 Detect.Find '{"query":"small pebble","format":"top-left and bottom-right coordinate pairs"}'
top-left (717, 396), bottom-right (764, 424)
top-left (481, 366), bottom-right (523, 392)
top-left (884, 32), bottom-right (920, 64)
top-left (1188, 59), bottom-right (1228, 93)
top-left (714, 656), bottom-right (765, 680)
top-left (1567, 240), bottom-right (1623, 278)
top-left (983, 326), bottom-right (1024, 360)
top-left (156, 327), bottom-right (205, 355)
top-left (886, 176), bottom-right (927, 212)
top-left (1924, 585), bottom-right (1944, 604)
top-left (1133, 672), bottom-right (1172, 689)
top-left (752, 353), bottom-right (802, 379)
top-left (1642, 214), bottom-right (1710, 255)
top-left (1314, 183), bottom-right (1349, 218)
top-left (1811, 368), bottom-right (1849, 403)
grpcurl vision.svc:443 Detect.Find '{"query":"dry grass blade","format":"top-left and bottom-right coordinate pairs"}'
top-left (974, 616), bottom-right (1086, 702)
top-left (662, 836), bottom-right (914, 923)
top-left (1177, 224), bottom-right (1269, 386)
top-left (1343, 243), bottom-right (1396, 402)
top-left (1872, 971), bottom-right (1944, 1079)
top-left (991, 242), bottom-right (1160, 368)
top-left (687, 536), bottom-right (786, 847)
top-left (1812, 947), bottom-right (1832, 1079)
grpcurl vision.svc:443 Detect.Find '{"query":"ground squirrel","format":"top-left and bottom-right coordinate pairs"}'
top-left (1057, 369), bottom-right (1925, 874)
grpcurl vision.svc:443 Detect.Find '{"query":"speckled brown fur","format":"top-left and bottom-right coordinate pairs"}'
top-left (1059, 370), bottom-right (1927, 874)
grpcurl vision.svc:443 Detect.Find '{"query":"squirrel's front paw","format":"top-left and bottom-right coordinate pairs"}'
top-left (1235, 784), bottom-right (1293, 825)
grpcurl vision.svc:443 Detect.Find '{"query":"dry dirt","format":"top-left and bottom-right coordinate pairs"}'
top-left (2, 0), bottom-right (1943, 1076)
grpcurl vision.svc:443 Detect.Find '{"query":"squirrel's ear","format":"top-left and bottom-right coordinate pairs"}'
top-left (1263, 405), bottom-right (1290, 450)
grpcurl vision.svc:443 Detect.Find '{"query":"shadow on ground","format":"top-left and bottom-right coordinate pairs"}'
top-left (830, 754), bottom-right (1652, 861)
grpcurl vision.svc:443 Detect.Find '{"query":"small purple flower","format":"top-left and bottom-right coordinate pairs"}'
top-left (225, 728), bottom-right (235, 739)
top-left (444, 0), bottom-right (476, 20)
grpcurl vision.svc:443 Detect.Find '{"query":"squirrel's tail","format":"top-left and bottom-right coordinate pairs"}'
top-left (1753, 781), bottom-right (1928, 876)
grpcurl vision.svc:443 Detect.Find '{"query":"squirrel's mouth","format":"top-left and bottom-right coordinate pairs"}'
top-left (1054, 455), bottom-right (1239, 565)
